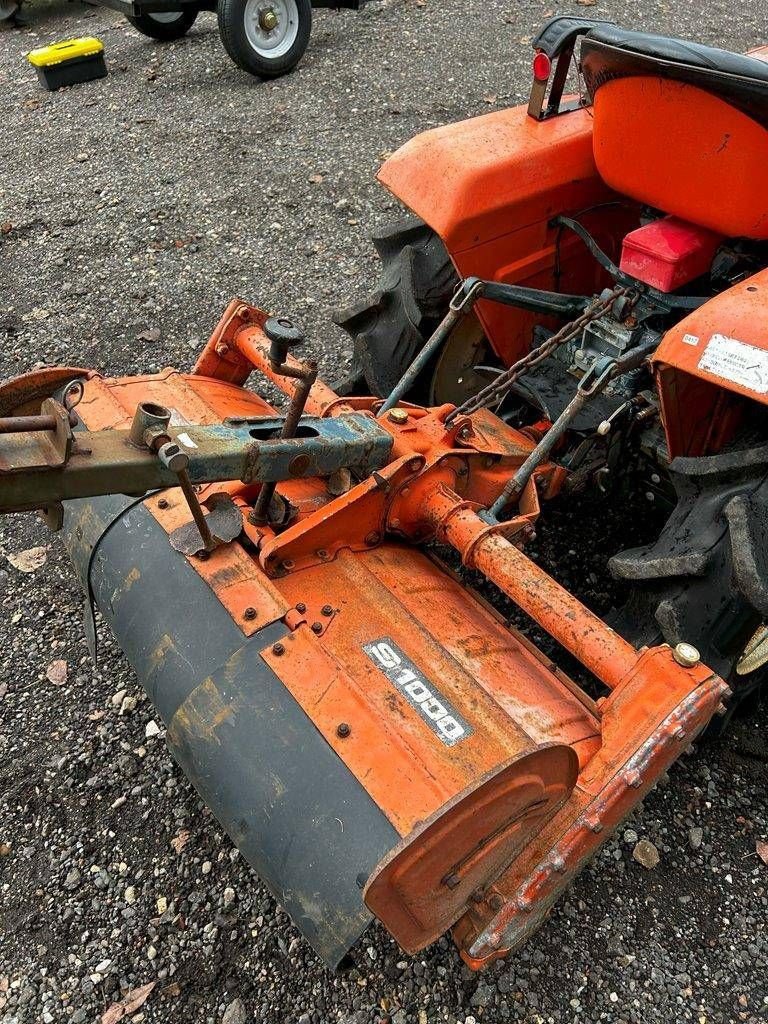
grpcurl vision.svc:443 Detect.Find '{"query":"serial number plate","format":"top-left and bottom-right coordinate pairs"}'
top-left (363, 638), bottom-right (472, 747)
top-left (698, 334), bottom-right (768, 394)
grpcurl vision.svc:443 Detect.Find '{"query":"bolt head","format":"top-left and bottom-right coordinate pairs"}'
top-left (388, 407), bottom-right (409, 424)
top-left (259, 7), bottom-right (278, 31)
top-left (336, 722), bottom-right (351, 738)
top-left (243, 607), bottom-right (257, 621)
top-left (321, 604), bottom-right (333, 617)
top-left (272, 642), bottom-right (285, 656)
top-left (311, 622), bottom-right (323, 635)
top-left (673, 642), bottom-right (701, 668)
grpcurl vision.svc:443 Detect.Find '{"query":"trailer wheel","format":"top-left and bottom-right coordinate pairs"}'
top-left (126, 9), bottom-right (199, 41)
top-left (0, 0), bottom-right (20, 22)
top-left (217, 0), bottom-right (312, 78)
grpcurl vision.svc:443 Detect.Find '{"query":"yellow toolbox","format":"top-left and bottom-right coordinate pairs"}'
top-left (27, 37), bottom-right (107, 91)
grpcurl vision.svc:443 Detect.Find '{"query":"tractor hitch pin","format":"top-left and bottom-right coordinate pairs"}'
top-left (250, 317), bottom-right (318, 526)
top-left (378, 278), bottom-right (485, 417)
top-left (0, 379), bottom-right (84, 434)
top-left (130, 401), bottom-right (216, 552)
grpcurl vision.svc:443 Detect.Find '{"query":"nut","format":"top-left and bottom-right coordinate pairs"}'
top-left (387, 407), bottom-right (409, 424)
top-left (272, 642), bottom-right (285, 656)
top-left (243, 607), bottom-right (257, 621)
top-left (336, 722), bottom-right (351, 739)
top-left (673, 642), bottom-right (701, 668)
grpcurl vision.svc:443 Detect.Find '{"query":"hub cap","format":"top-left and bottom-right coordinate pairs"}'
top-left (244, 0), bottom-right (299, 58)
top-left (147, 9), bottom-right (186, 21)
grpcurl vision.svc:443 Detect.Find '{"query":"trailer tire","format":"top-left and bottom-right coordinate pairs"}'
top-left (333, 217), bottom-right (460, 398)
top-left (126, 9), bottom-right (199, 41)
top-left (217, 0), bottom-right (311, 78)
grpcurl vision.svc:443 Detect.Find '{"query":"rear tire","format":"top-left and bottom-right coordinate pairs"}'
top-left (610, 446), bottom-right (768, 736)
top-left (333, 217), bottom-right (460, 398)
top-left (126, 9), bottom-right (199, 41)
top-left (217, 0), bottom-right (311, 78)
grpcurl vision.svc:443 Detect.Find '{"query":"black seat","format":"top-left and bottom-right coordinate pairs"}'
top-left (581, 25), bottom-right (768, 128)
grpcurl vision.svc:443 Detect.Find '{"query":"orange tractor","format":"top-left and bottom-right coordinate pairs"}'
top-left (1, 18), bottom-right (767, 969)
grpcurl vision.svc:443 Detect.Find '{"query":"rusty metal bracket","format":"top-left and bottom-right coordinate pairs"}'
top-left (0, 411), bottom-right (393, 514)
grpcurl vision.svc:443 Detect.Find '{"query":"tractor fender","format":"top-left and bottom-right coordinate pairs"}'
top-left (653, 267), bottom-right (768, 458)
top-left (377, 104), bottom-right (599, 257)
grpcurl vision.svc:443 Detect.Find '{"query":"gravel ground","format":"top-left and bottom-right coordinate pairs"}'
top-left (2, 1), bottom-right (768, 1022)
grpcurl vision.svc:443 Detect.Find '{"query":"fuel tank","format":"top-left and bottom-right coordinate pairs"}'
top-left (56, 367), bottom-right (601, 966)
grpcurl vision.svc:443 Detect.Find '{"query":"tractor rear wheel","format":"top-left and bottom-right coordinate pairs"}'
top-left (610, 446), bottom-right (768, 735)
top-left (334, 217), bottom-right (491, 402)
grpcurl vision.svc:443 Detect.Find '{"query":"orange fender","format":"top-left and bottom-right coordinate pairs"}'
top-left (378, 104), bottom-right (628, 364)
top-left (378, 103), bottom-right (600, 257)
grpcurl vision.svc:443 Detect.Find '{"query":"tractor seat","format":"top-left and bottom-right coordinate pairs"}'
top-left (579, 26), bottom-right (768, 239)
top-left (581, 25), bottom-right (768, 127)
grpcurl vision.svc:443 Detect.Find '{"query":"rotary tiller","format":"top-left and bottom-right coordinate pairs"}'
top-left (1, 17), bottom-right (766, 970)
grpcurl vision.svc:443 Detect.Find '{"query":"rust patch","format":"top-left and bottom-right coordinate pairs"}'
top-left (149, 633), bottom-right (176, 674)
top-left (122, 566), bottom-right (141, 592)
top-left (168, 677), bottom-right (234, 747)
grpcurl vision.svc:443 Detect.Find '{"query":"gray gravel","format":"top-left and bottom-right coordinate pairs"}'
top-left (2, 1), bottom-right (768, 1022)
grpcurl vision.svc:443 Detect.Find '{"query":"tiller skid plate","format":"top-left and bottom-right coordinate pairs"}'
top-left (0, 301), bottom-right (729, 969)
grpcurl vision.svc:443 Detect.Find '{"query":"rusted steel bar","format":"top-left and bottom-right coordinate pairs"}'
top-left (0, 415), bottom-right (392, 514)
top-left (0, 414), bottom-right (61, 434)
top-left (233, 328), bottom-right (339, 415)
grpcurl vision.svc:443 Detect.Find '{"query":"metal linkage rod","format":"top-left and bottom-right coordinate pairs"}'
top-left (250, 317), bottom-right (318, 525)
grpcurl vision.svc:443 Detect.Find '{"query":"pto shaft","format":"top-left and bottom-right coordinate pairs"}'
top-left (430, 494), bottom-right (639, 690)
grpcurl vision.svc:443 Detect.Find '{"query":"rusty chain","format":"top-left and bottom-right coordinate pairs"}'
top-left (446, 287), bottom-right (630, 423)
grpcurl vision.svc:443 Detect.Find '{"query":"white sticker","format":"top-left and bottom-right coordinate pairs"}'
top-left (682, 333), bottom-right (700, 346)
top-left (698, 334), bottom-right (768, 394)
top-left (176, 431), bottom-right (198, 449)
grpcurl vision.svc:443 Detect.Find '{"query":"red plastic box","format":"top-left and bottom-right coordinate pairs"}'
top-left (620, 216), bottom-right (722, 293)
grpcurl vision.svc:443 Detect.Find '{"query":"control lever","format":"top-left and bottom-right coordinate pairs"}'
top-left (249, 317), bottom-right (317, 527)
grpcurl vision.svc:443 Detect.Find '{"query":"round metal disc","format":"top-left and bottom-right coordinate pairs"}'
top-left (429, 312), bottom-right (493, 406)
top-left (147, 10), bottom-right (186, 21)
top-left (243, 0), bottom-right (299, 58)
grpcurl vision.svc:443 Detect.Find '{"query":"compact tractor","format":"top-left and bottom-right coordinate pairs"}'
top-left (2, 18), bottom-right (767, 969)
